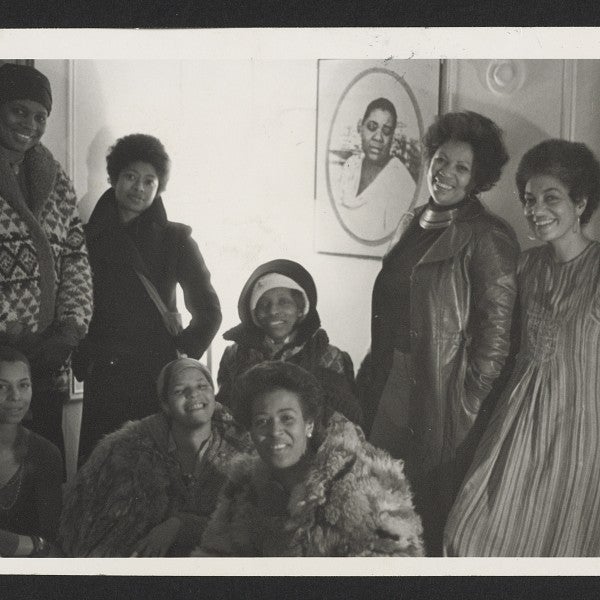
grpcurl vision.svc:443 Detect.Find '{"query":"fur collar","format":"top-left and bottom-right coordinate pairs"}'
top-left (201, 412), bottom-right (423, 556)
top-left (0, 143), bottom-right (58, 332)
top-left (226, 413), bottom-right (363, 512)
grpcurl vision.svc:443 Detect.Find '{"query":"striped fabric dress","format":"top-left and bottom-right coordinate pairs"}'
top-left (444, 241), bottom-right (600, 556)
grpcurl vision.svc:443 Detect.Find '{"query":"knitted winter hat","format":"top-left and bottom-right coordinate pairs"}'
top-left (0, 63), bottom-right (52, 114)
top-left (249, 272), bottom-right (310, 326)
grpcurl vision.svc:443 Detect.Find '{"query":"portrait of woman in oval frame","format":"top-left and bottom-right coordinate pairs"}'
top-left (315, 60), bottom-right (440, 257)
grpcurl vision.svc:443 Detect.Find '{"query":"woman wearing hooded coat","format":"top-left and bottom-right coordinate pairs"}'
top-left (216, 259), bottom-right (361, 425)
top-left (74, 134), bottom-right (222, 461)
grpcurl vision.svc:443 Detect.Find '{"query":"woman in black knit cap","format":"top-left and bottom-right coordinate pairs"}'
top-left (0, 63), bottom-right (93, 460)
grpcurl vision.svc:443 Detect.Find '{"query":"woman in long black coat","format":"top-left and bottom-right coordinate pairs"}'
top-left (359, 111), bottom-right (519, 554)
top-left (74, 134), bottom-right (221, 461)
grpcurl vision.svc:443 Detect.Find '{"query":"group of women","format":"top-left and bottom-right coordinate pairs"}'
top-left (1, 62), bottom-right (599, 558)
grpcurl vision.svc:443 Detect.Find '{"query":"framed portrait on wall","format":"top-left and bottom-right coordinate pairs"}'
top-left (315, 59), bottom-right (441, 258)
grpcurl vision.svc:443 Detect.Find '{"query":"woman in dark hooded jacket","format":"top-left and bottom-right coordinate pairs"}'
top-left (216, 259), bottom-right (361, 425)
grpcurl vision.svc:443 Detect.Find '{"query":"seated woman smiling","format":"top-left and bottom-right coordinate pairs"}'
top-left (59, 357), bottom-right (252, 557)
top-left (216, 259), bottom-right (361, 425)
top-left (197, 361), bottom-right (423, 557)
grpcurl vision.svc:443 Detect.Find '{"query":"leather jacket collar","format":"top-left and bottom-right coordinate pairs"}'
top-left (385, 197), bottom-right (484, 264)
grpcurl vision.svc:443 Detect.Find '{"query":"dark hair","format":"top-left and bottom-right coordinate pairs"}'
top-left (423, 110), bottom-right (509, 194)
top-left (232, 361), bottom-right (324, 435)
top-left (0, 346), bottom-right (31, 374)
top-left (106, 134), bottom-right (171, 194)
top-left (516, 139), bottom-right (600, 225)
top-left (362, 97), bottom-right (397, 131)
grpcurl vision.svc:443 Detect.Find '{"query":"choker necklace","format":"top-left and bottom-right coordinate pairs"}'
top-left (419, 198), bottom-right (470, 230)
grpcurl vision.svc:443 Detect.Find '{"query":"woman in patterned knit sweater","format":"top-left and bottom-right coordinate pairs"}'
top-left (0, 63), bottom-right (93, 459)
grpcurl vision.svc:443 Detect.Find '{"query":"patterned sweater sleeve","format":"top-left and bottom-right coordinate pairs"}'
top-left (53, 167), bottom-right (93, 344)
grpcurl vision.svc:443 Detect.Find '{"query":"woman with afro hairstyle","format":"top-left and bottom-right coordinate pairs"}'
top-left (446, 140), bottom-right (600, 556)
top-left (74, 134), bottom-right (221, 461)
top-left (359, 111), bottom-right (520, 554)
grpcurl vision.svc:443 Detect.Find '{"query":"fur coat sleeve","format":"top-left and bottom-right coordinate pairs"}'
top-left (59, 410), bottom-right (251, 557)
top-left (59, 417), bottom-right (177, 557)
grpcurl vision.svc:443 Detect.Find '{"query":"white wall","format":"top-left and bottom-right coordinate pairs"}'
top-left (68, 59), bottom-right (380, 374)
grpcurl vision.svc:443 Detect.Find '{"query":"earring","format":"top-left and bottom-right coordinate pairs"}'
top-left (573, 215), bottom-right (581, 234)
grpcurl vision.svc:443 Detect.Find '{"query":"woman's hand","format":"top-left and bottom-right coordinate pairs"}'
top-left (130, 517), bottom-right (182, 557)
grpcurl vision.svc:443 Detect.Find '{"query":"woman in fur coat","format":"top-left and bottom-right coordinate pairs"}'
top-left (216, 259), bottom-right (362, 425)
top-left (197, 361), bottom-right (423, 557)
top-left (59, 358), bottom-right (253, 557)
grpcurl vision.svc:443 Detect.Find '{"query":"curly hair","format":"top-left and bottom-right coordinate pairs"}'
top-left (231, 361), bottom-right (325, 438)
top-left (0, 346), bottom-right (31, 374)
top-left (423, 110), bottom-right (509, 194)
top-left (106, 133), bottom-right (171, 194)
top-left (515, 139), bottom-right (600, 225)
top-left (362, 97), bottom-right (398, 130)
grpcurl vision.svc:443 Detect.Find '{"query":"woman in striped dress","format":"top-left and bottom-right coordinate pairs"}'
top-left (444, 139), bottom-right (600, 556)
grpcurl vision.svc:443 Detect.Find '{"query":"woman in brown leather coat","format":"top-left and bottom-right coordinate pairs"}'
top-left (359, 111), bottom-right (519, 555)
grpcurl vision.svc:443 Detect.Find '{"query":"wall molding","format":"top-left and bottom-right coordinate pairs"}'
top-left (66, 60), bottom-right (76, 180)
top-left (439, 58), bottom-right (457, 114)
top-left (560, 59), bottom-right (577, 141)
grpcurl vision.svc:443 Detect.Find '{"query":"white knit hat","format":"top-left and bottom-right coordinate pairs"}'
top-left (250, 273), bottom-right (310, 326)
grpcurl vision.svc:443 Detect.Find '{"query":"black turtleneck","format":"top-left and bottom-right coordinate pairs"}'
top-left (371, 197), bottom-right (469, 382)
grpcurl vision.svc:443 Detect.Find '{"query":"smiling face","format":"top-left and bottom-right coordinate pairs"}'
top-left (163, 367), bottom-right (215, 429)
top-left (523, 174), bottom-right (586, 246)
top-left (253, 287), bottom-right (304, 342)
top-left (359, 108), bottom-right (395, 165)
top-left (0, 360), bottom-right (32, 425)
top-left (112, 161), bottom-right (160, 223)
top-left (0, 99), bottom-right (47, 153)
top-left (250, 388), bottom-right (314, 472)
top-left (427, 139), bottom-right (474, 207)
